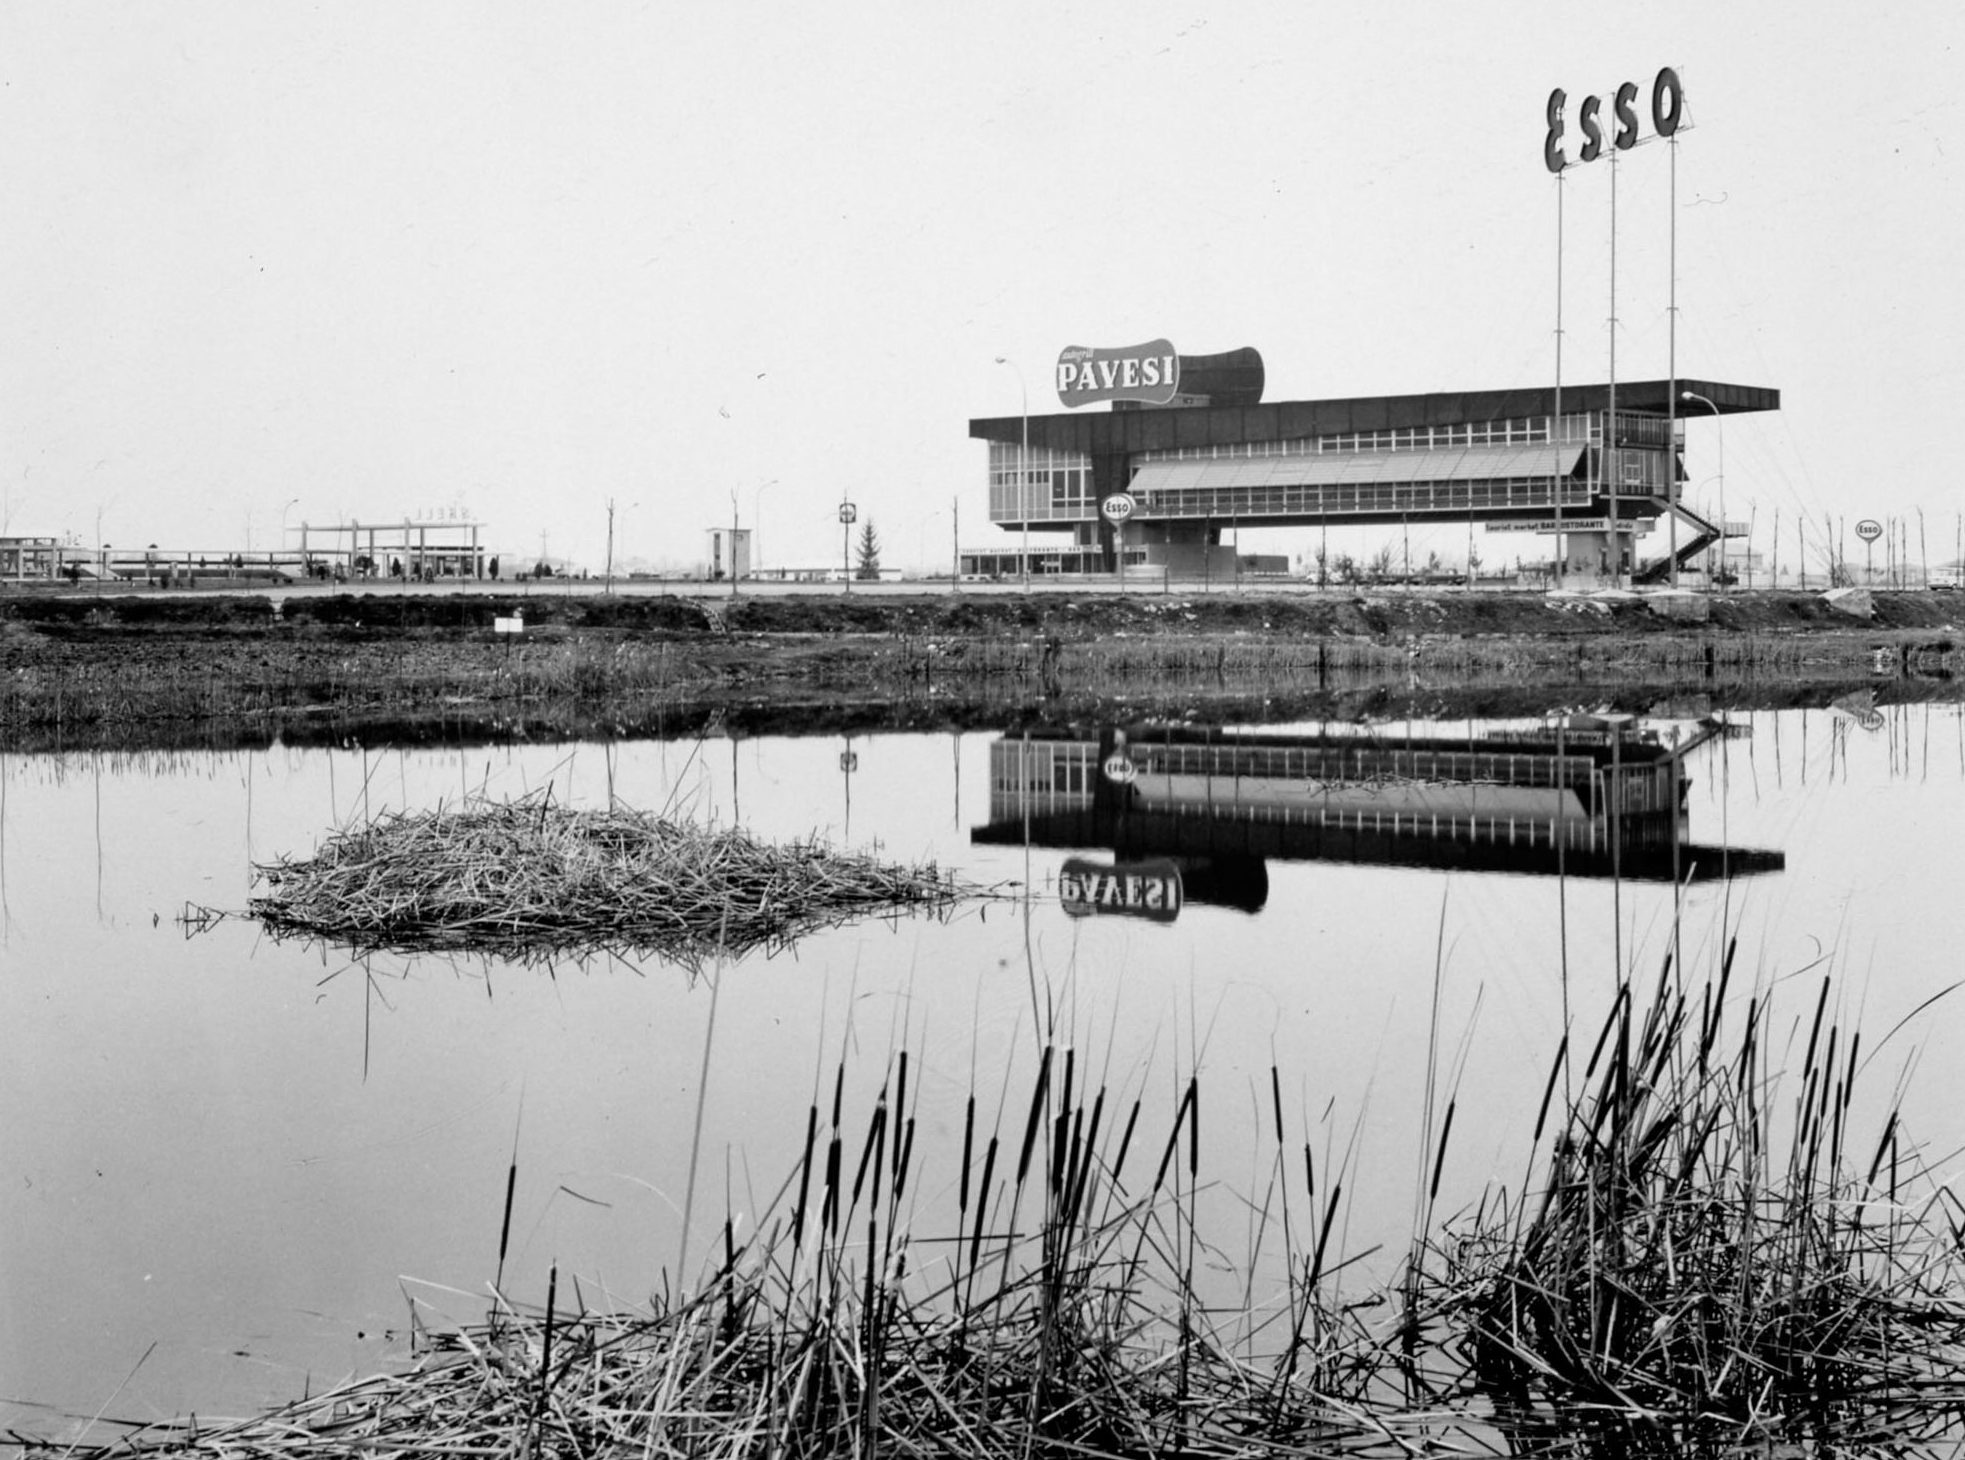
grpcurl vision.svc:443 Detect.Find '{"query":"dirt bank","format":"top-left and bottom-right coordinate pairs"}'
top-left (3, 586), bottom-right (1959, 750)
top-left (8, 581), bottom-right (1962, 638)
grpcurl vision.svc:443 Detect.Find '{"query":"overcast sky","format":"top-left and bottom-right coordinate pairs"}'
top-left (3, 2), bottom-right (1960, 572)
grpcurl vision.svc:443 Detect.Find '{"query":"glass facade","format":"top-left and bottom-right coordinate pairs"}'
top-left (958, 543), bottom-right (1148, 577)
top-left (1137, 475), bottom-right (1594, 523)
top-left (1136, 414), bottom-right (1565, 465)
top-left (987, 441), bottom-right (1093, 522)
top-left (983, 410), bottom-right (1681, 527)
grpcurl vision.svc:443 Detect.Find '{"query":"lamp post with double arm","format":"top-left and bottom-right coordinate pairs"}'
top-left (1681, 391), bottom-right (1726, 589)
top-left (994, 356), bottom-right (1029, 591)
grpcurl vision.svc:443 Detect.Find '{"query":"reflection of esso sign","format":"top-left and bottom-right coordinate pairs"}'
top-left (1102, 753), bottom-right (1137, 784)
top-left (1856, 709), bottom-right (1887, 732)
top-left (1856, 519), bottom-right (1883, 543)
top-left (839, 751), bottom-right (858, 772)
top-left (1100, 493), bottom-right (1137, 524)
top-left (1544, 67), bottom-right (1683, 173)
top-left (838, 503), bottom-right (858, 525)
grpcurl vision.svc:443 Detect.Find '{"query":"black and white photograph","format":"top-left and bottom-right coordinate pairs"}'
top-left (5, 3), bottom-right (1965, 1453)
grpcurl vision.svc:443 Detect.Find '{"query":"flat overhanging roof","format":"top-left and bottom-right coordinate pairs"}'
top-left (970, 378), bottom-right (1779, 454)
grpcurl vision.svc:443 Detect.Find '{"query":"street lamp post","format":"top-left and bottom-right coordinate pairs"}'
top-left (1681, 392), bottom-right (1726, 590)
top-left (752, 478), bottom-right (777, 579)
top-left (994, 356), bottom-right (1029, 591)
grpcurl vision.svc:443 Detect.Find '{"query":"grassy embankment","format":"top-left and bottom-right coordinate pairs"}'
top-left (3, 589), bottom-right (1959, 751)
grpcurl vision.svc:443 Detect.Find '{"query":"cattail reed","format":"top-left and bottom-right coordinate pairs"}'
top-left (48, 959), bottom-right (1965, 1459)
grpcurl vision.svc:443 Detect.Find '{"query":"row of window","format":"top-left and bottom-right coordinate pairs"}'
top-left (1137, 478), bottom-right (1592, 519)
top-left (983, 418), bottom-right (1676, 523)
top-left (960, 546), bottom-right (1149, 570)
top-left (1307, 416), bottom-right (1554, 455)
top-left (1136, 411), bottom-right (1677, 465)
top-left (1140, 414), bottom-right (1558, 463)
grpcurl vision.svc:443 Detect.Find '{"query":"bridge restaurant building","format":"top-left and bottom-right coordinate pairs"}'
top-left (966, 353), bottom-right (1777, 583)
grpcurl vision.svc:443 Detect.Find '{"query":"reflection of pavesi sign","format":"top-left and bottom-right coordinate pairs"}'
top-left (1056, 340), bottom-right (1179, 408)
top-left (1100, 493), bottom-right (1136, 524)
top-left (1059, 857), bottom-right (1183, 923)
top-left (1856, 519), bottom-right (1883, 543)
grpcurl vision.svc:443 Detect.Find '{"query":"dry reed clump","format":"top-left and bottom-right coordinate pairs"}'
top-left (250, 794), bottom-right (974, 965)
top-left (40, 1044), bottom-right (1441, 1460)
top-left (41, 945), bottom-right (1965, 1458)
top-left (1440, 948), bottom-right (1965, 1442)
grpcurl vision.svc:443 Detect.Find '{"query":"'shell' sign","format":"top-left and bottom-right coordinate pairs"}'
top-left (1059, 856), bottom-right (1183, 923)
top-left (1056, 340), bottom-right (1180, 408)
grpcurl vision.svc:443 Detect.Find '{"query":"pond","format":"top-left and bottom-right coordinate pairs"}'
top-left (6, 693), bottom-right (1965, 1440)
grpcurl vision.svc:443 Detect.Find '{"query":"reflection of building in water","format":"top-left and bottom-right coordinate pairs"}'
top-left (973, 721), bottom-right (1783, 912)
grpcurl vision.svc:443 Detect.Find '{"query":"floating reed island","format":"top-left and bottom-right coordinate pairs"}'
top-left (248, 794), bottom-right (981, 965)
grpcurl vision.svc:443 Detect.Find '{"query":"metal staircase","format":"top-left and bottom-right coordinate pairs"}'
top-left (1632, 499), bottom-right (1722, 585)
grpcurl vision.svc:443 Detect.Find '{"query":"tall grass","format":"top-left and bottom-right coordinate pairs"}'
top-left (41, 953), bottom-right (1965, 1458)
top-left (1441, 947), bottom-right (1965, 1441)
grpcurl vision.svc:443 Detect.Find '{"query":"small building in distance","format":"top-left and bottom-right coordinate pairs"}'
top-left (296, 517), bottom-right (488, 580)
top-left (0, 537), bottom-right (67, 581)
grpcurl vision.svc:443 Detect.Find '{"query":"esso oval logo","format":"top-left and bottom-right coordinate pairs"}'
top-left (1102, 753), bottom-right (1137, 784)
top-left (1100, 493), bottom-right (1137, 524)
top-left (1855, 519), bottom-right (1883, 543)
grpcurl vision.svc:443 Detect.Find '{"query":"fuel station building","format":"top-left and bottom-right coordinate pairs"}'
top-left (967, 347), bottom-right (1777, 583)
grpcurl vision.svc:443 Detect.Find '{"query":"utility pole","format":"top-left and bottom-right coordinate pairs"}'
top-left (605, 497), bottom-right (615, 594)
top-left (994, 356), bottom-right (1029, 591)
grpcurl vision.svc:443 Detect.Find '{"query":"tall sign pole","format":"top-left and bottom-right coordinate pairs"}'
top-left (1667, 126), bottom-right (1680, 587)
top-left (1608, 142), bottom-right (1621, 588)
top-left (1544, 69), bottom-right (1684, 591)
top-left (1554, 167), bottom-right (1565, 585)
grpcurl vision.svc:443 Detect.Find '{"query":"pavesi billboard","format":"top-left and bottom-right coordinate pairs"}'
top-left (1056, 340), bottom-right (1180, 408)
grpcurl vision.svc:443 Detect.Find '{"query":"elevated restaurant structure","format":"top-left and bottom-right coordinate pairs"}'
top-left (968, 349), bottom-right (1776, 583)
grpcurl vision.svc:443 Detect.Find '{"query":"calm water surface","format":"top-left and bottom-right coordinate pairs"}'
top-left (5, 700), bottom-right (1965, 1437)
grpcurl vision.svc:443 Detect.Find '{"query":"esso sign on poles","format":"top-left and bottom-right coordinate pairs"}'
top-left (1544, 67), bottom-right (1683, 173)
top-left (1856, 519), bottom-right (1884, 543)
top-left (838, 503), bottom-right (858, 525)
top-left (1100, 492), bottom-right (1137, 525)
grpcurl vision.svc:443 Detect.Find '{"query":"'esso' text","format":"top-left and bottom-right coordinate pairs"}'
top-left (1544, 67), bottom-right (1682, 174)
